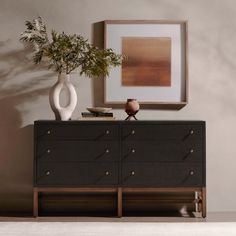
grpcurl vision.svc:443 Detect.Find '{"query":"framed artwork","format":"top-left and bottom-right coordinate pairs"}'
top-left (104, 20), bottom-right (188, 109)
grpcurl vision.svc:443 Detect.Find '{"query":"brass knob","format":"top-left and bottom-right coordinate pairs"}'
top-left (131, 171), bottom-right (135, 176)
top-left (131, 149), bottom-right (135, 153)
top-left (105, 149), bottom-right (109, 153)
top-left (47, 149), bottom-right (51, 154)
top-left (106, 130), bottom-right (110, 135)
top-left (131, 130), bottom-right (135, 135)
top-left (105, 171), bottom-right (110, 176)
top-left (190, 130), bottom-right (194, 135)
top-left (189, 170), bottom-right (194, 175)
top-left (190, 149), bottom-right (194, 154)
top-left (47, 130), bottom-right (51, 135)
top-left (46, 171), bottom-right (50, 176)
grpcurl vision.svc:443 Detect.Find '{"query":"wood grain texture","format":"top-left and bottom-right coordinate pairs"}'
top-left (104, 20), bottom-right (188, 24)
top-left (117, 187), bottom-right (122, 217)
top-left (33, 187), bottom-right (205, 217)
top-left (33, 188), bottom-right (38, 217)
top-left (36, 187), bottom-right (117, 193)
top-left (122, 187), bottom-right (202, 193)
top-left (202, 187), bottom-right (207, 218)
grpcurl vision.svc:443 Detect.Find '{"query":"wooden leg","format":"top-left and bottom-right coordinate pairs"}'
top-left (195, 191), bottom-right (202, 213)
top-left (194, 191), bottom-right (198, 212)
top-left (33, 188), bottom-right (38, 217)
top-left (201, 188), bottom-right (206, 218)
top-left (117, 187), bottom-right (122, 218)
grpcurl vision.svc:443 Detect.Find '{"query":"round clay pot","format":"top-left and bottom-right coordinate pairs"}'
top-left (125, 99), bottom-right (140, 116)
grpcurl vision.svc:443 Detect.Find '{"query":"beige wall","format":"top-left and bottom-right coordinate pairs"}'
top-left (0, 0), bottom-right (236, 214)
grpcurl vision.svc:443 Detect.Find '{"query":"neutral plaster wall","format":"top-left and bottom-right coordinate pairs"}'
top-left (0, 0), bottom-right (236, 214)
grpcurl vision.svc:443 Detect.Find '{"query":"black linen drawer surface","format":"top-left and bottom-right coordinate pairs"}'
top-left (34, 121), bottom-right (205, 188)
top-left (122, 140), bottom-right (204, 162)
top-left (36, 162), bottom-right (119, 186)
top-left (122, 124), bottom-right (204, 140)
top-left (36, 140), bottom-right (119, 162)
top-left (122, 163), bottom-right (204, 187)
top-left (36, 122), bottom-right (119, 140)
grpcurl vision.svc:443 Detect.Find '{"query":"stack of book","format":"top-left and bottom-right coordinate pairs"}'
top-left (80, 112), bottom-right (115, 120)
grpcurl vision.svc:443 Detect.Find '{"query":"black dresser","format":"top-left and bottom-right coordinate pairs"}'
top-left (34, 120), bottom-right (206, 217)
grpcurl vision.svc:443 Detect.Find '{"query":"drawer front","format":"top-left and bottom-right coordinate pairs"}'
top-left (36, 124), bottom-right (118, 140)
top-left (37, 141), bottom-right (119, 162)
top-left (122, 140), bottom-right (204, 162)
top-left (36, 162), bottom-right (118, 186)
top-left (122, 124), bottom-right (204, 141)
top-left (122, 163), bottom-right (204, 187)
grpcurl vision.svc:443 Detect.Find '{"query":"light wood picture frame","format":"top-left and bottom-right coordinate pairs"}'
top-left (104, 20), bottom-right (188, 109)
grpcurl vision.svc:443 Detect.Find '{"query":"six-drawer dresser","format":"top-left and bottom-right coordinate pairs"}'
top-left (34, 120), bottom-right (206, 217)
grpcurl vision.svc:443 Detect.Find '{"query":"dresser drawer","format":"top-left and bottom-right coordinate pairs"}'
top-left (37, 141), bottom-right (119, 162)
top-left (122, 163), bottom-right (204, 187)
top-left (36, 123), bottom-right (118, 140)
top-left (122, 140), bottom-right (204, 162)
top-left (122, 124), bottom-right (204, 141)
top-left (36, 162), bottom-right (119, 186)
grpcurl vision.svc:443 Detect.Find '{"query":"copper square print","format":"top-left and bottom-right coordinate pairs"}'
top-left (122, 37), bottom-right (171, 87)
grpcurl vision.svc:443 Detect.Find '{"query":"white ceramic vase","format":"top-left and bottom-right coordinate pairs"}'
top-left (49, 73), bottom-right (77, 121)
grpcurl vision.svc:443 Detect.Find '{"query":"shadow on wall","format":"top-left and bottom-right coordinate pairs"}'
top-left (92, 21), bottom-right (125, 109)
top-left (0, 40), bottom-right (53, 215)
top-left (0, 125), bottom-right (33, 215)
top-left (92, 22), bottom-right (106, 107)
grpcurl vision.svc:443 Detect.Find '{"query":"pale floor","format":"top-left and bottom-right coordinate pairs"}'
top-left (0, 212), bottom-right (236, 222)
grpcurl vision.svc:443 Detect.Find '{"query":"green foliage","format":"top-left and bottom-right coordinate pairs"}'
top-left (20, 17), bottom-right (122, 75)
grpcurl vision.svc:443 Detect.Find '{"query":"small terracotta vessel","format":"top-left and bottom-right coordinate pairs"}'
top-left (125, 99), bottom-right (140, 120)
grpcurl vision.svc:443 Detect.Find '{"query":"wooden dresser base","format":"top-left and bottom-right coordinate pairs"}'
top-left (33, 187), bottom-right (206, 218)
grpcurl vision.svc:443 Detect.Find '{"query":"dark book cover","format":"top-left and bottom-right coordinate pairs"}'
top-left (82, 112), bottom-right (113, 117)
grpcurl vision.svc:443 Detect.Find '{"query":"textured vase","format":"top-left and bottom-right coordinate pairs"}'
top-left (49, 73), bottom-right (77, 121)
